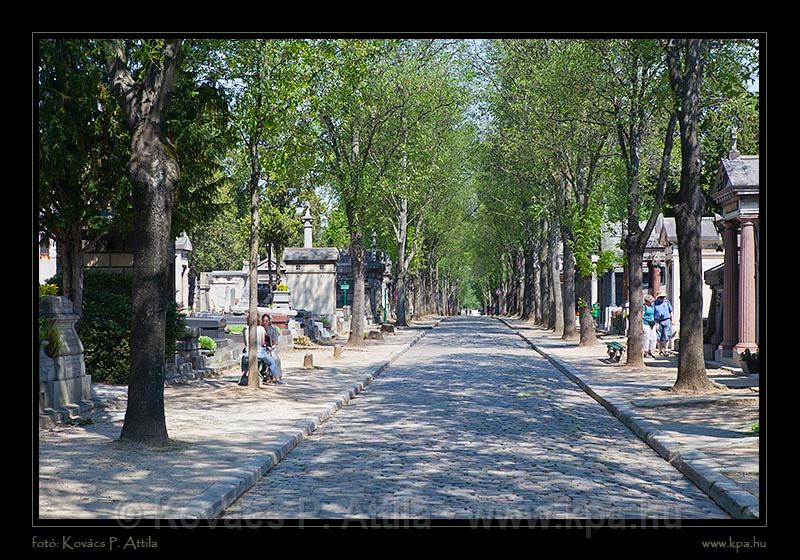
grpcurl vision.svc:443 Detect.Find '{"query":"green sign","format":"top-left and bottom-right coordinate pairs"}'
top-left (340, 282), bottom-right (350, 290)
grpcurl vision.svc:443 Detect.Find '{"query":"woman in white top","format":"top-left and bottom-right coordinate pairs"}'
top-left (239, 312), bottom-right (275, 384)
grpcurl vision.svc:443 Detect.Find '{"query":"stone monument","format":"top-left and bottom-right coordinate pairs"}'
top-left (38, 296), bottom-right (91, 411)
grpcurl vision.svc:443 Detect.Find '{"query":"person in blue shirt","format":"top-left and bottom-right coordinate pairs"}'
top-left (642, 294), bottom-right (657, 358)
top-left (653, 290), bottom-right (674, 356)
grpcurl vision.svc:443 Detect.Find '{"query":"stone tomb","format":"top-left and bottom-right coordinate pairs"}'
top-left (282, 206), bottom-right (339, 324)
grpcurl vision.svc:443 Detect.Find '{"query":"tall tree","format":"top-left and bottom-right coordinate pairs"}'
top-left (221, 39), bottom-right (310, 387)
top-left (39, 39), bottom-right (130, 317)
top-left (106, 39), bottom-right (182, 445)
top-left (664, 39), bottom-right (716, 392)
top-left (310, 40), bottom-right (404, 345)
top-left (592, 39), bottom-right (677, 363)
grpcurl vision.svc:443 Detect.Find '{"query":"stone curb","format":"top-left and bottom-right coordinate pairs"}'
top-left (167, 317), bottom-right (445, 519)
top-left (496, 317), bottom-right (759, 520)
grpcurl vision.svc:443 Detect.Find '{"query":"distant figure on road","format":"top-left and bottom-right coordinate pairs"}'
top-left (642, 294), bottom-right (657, 358)
top-left (653, 290), bottom-right (673, 356)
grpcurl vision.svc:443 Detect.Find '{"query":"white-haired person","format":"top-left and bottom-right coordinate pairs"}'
top-left (642, 294), bottom-right (657, 358)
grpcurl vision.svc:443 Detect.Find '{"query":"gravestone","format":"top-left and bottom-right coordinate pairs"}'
top-left (303, 353), bottom-right (314, 368)
top-left (39, 296), bottom-right (91, 410)
top-left (333, 344), bottom-right (343, 359)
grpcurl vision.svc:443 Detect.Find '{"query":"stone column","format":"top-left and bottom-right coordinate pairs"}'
top-left (651, 262), bottom-right (661, 295)
top-left (735, 218), bottom-right (758, 353)
top-left (609, 271), bottom-right (616, 307)
top-left (720, 221), bottom-right (739, 356)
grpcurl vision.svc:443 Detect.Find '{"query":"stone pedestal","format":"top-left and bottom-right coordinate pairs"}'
top-left (272, 291), bottom-right (291, 307)
top-left (39, 297), bottom-right (91, 410)
top-left (174, 327), bottom-right (205, 377)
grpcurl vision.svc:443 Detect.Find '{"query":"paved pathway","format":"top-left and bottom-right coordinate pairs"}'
top-left (38, 322), bottom-right (434, 519)
top-left (223, 317), bottom-right (727, 519)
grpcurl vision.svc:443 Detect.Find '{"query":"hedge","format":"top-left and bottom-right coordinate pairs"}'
top-left (49, 271), bottom-right (185, 384)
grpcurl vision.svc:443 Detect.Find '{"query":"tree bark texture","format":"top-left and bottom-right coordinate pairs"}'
top-left (666, 39), bottom-right (714, 392)
top-left (561, 230), bottom-right (578, 340)
top-left (108, 39), bottom-right (182, 445)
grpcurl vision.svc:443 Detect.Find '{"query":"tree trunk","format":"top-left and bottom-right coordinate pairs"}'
top-left (578, 272), bottom-right (598, 346)
top-left (119, 127), bottom-right (178, 445)
top-left (108, 39), bottom-right (182, 446)
top-left (673, 209), bottom-right (710, 389)
top-left (539, 227), bottom-right (550, 327)
top-left (667, 39), bottom-right (714, 392)
top-left (267, 242), bottom-right (273, 293)
top-left (521, 243), bottom-right (535, 321)
top-left (561, 231), bottom-right (578, 340)
top-left (549, 223), bottom-right (564, 335)
top-left (625, 244), bottom-right (645, 366)
top-left (347, 233), bottom-right (366, 346)
top-left (395, 198), bottom-right (409, 326)
top-left (246, 151), bottom-right (260, 388)
top-left (60, 225), bottom-right (85, 317)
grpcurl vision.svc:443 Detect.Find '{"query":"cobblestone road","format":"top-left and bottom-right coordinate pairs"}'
top-left (223, 317), bottom-right (728, 519)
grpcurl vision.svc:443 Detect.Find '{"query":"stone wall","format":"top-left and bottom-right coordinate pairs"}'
top-left (285, 267), bottom-right (336, 318)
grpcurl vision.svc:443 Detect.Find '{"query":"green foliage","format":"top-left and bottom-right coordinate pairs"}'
top-left (226, 325), bottom-right (245, 335)
top-left (751, 422), bottom-right (759, 433)
top-left (595, 250), bottom-right (619, 276)
top-left (322, 204), bottom-right (351, 249)
top-left (39, 283), bottom-right (59, 297)
top-left (52, 271), bottom-right (185, 385)
top-left (38, 39), bottom-right (131, 247)
top-left (275, 283), bottom-right (289, 292)
top-left (38, 316), bottom-right (62, 358)
top-left (320, 314), bottom-right (332, 329)
top-left (198, 336), bottom-right (217, 351)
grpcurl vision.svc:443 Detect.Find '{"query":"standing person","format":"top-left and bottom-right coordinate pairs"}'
top-left (653, 290), bottom-right (674, 356)
top-left (642, 294), bottom-right (657, 358)
top-left (260, 313), bottom-right (283, 384)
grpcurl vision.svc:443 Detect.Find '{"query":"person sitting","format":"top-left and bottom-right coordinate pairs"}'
top-left (238, 312), bottom-right (277, 385)
top-left (260, 314), bottom-right (284, 384)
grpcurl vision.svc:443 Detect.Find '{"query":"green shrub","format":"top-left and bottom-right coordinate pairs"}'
top-left (38, 316), bottom-right (62, 357)
top-left (320, 314), bottom-right (332, 329)
top-left (39, 283), bottom-right (59, 297)
top-left (51, 271), bottom-right (185, 385)
top-left (198, 335), bottom-right (217, 351)
top-left (275, 283), bottom-right (289, 291)
top-left (293, 335), bottom-right (311, 347)
top-left (226, 324), bottom-right (245, 335)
